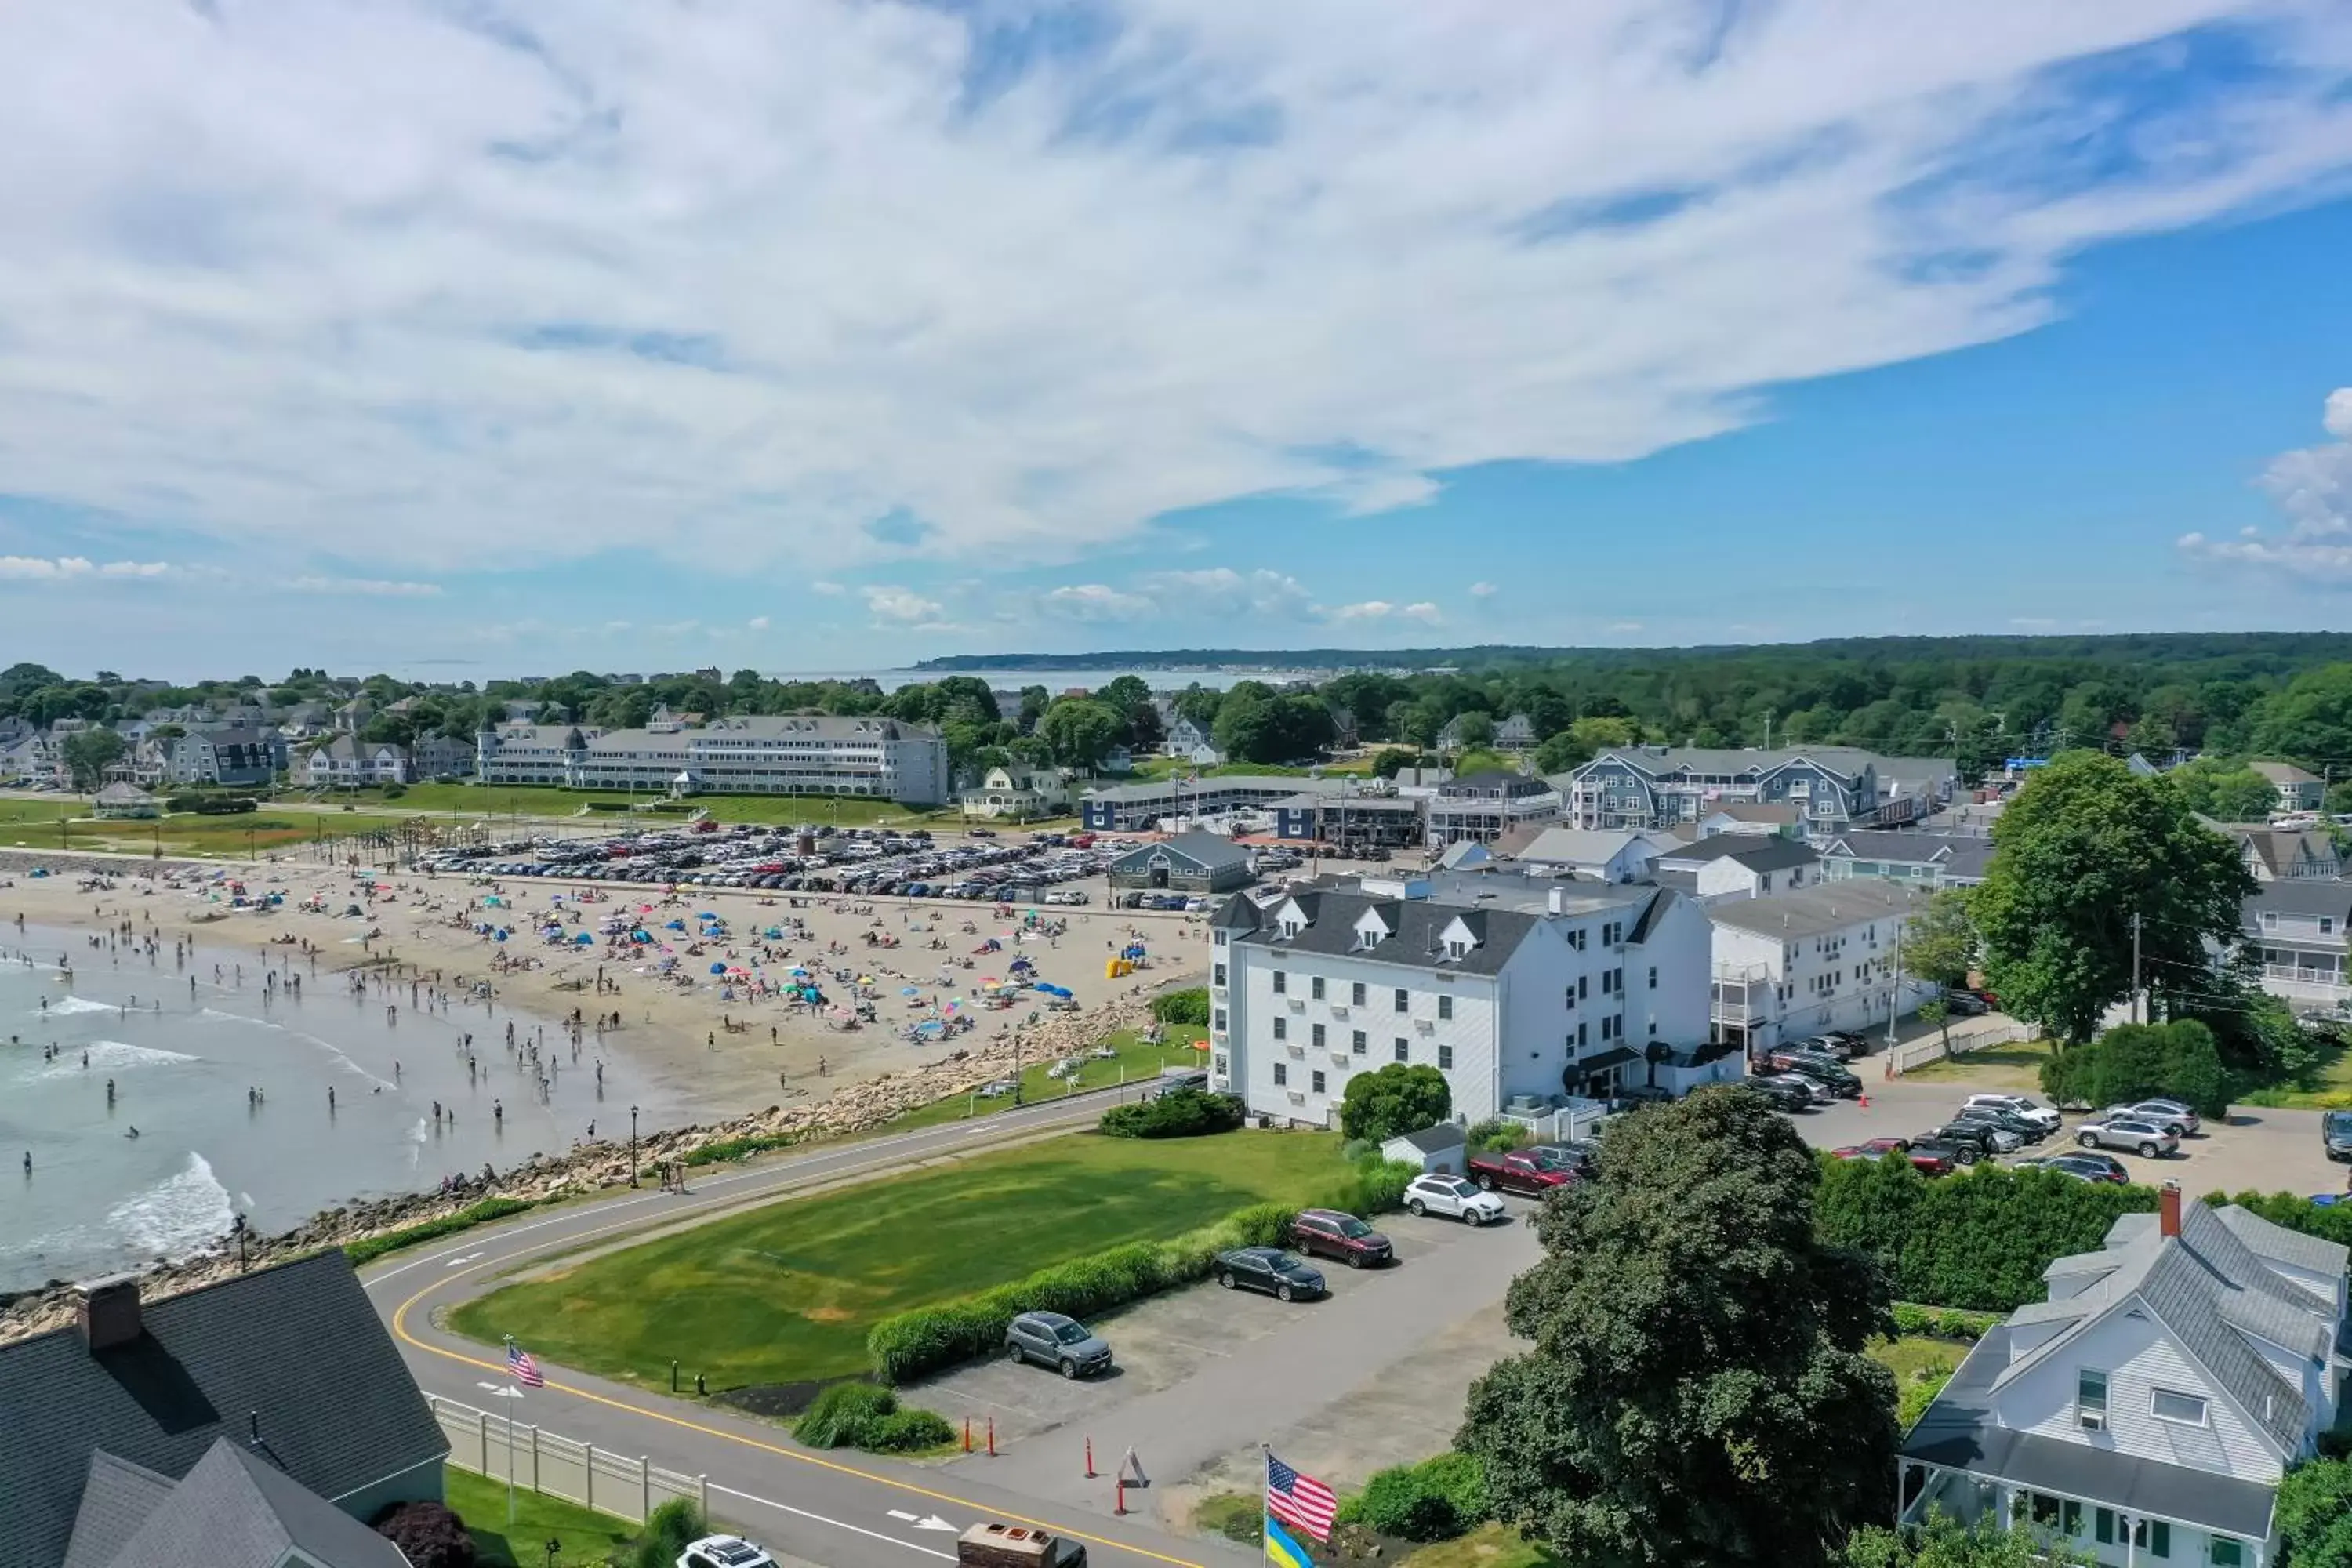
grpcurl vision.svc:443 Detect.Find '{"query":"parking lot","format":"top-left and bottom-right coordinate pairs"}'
top-left (911, 1202), bottom-right (1541, 1523)
top-left (1785, 1065), bottom-right (2344, 1201)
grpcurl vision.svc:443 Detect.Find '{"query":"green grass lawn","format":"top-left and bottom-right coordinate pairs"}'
top-left (450, 1128), bottom-right (1349, 1391)
top-left (2238, 1043), bottom-right (2352, 1109)
top-left (872, 1025), bottom-right (1208, 1134)
top-left (1398, 1523), bottom-right (1562, 1568)
top-left (1870, 1334), bottom-right (1961, 1382)
top-left (1896, 1038), bottom-right (2055, 1091)
top-left (443, 1466), bottom-right (638, 1568)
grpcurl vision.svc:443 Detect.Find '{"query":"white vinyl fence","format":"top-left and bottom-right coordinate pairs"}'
top-left (1886, 1017), bottom-right (2035, 1075)
top-left (427, 1392), bottom-right (706, 1526)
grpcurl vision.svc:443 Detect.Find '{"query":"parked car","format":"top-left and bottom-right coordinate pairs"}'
top-left (1918, 1121), bottom-right (2016, 1163)
top-left (2325, 1111), bottom-right (2352, 1163)
top-left (1004, 1311), bottom-right (1114, 1377)
top-left (1214, 1246), bottom-right (1327, 1301)
top-left (1765, 1044), bottom-right (1845, 1073)
top-left (1529, 1140), bottom-right (1599, 1175)
top-left (1468, 1149), bottom-right (1577, 1196)
top-left (1403, 1174), bottom-right (1508, 1225)
top-left (1287, 1209), bottom-right (1394, 1268)
top-left (1951, 1105), bottom-right (2050, 1145)
top-left (1822, 1029), bottom-right (1875, 1058)
top-left (1748, 1073), bottom-right (1821, 1112)
top-left (2074, 1115), bottom-right (2180, 1159)
top-left (1904, 1141), bottom-right (1962, 1176)
top-left (1831, 1137), bottom-right (1912, 1160)
top-left (1961, 1093), bottom-right (2060, 1132)
top-left (2111, 1098), bottom-right (2202, 1137)
top-left (680, 1537), bottom-right (778, 1568)
top-left (1783, 1058), bottom-right (1863, 1099)
top-left (2014, 1152), bottom-right (2131, 1184)
top-left (957, 1523), bottom-right (1088, 1568)
top-left (1940, 989), bottom-right (1990, 1017)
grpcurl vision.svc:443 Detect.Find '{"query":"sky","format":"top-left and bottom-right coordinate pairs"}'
top-left (4, 1), bottom-right (2352, 680)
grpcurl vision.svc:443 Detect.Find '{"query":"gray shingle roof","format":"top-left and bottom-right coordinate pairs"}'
top-left (60, 1454), bottom-right (174, 1568)
top-left (1110, 831), bottom-right (1251, 876)
top-left (1237, 888), bottom-right (1539, 977)
top-left (2244, 881), bottom-right (2352, 921)
top-left (2212, 1204), bottom-right (2352, 1279)
top-left (1820, 831), bottom-right (1994, 880)
top-left (1655, 837), bottom-right (1820, 873)
top-left (1385, 1124), bottom-right (1466, 1154)
top-left (1706, 881), bottom-right (1933, 939)
top-left (0, 1251), bottom-right (446, 1568)
top-left (102, 1438), bottom-right (409, 1568)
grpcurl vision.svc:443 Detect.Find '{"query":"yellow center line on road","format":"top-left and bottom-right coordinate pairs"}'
top-left (387, 1124), bottom-right (1209, 1568)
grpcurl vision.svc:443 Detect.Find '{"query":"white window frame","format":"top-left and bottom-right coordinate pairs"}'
top-left (2077, 1367), bottom-right (2108, 1429)
top-left (2149, 1387), bottom-right (2209, 1427)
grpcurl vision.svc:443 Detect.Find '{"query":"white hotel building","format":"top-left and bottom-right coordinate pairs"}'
top-left (474, 715), bottom-right (949, 804)
top-left (1208, 872), bottom-right (1728, 1127)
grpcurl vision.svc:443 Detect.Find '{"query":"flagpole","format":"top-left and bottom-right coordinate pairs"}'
top-left (1261, 1442), bottom-right (1273, 1560)
top-left (503, 1336), bottom-right (517, 1526)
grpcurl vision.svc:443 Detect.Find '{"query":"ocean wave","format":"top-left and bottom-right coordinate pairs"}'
top-left (42, 996), bottom-right (120, 1016)
top-left (32, 1040), bottom-right (201, 1080)
top-left (104, 1152), bottom-right (234, 1262)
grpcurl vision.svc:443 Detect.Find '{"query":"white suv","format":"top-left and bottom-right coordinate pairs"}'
top-left (680, 1538), bottom-right (777, 1568)
top-left (1961, 1093), bottom-right (2060, 1131)
top-left (1404, 1174), bottom-right (1508, 1226)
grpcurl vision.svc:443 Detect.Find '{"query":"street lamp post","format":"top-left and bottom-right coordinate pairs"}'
top-left (629, 1104), bottom-right (639, 1187)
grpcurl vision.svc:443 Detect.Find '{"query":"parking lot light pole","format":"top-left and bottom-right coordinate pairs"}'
top-left (629, 1104), bottom-right (639, 1186)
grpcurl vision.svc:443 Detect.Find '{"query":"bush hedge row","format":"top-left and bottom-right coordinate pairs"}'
top-left (1336, 1452), bottom-right (1490, 1543)
top-left (1098, 1087), bottom-right (1245, 1139)
top-left (792, 1384), bottom-right (956, 1453)
top-left (165, 793), bottom-right (260, 815)
top-left (2038, 1021), bottom-right (2229, 1117)
top-left (678, 1131), bottom-right (799, 1169)
top-left (1814, 1153), bottom-right (2157, 1312)
top-left (343, 1197), bottom-right (539, 1266)
top-left (866, 1158), bottom-right (1420, 1384)
top-left (1889, 1301), bottom-right (2001, 1341)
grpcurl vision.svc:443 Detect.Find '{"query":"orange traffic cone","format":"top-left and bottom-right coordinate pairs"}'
top-left (1858, 1091), bottom-right (1871, 1109)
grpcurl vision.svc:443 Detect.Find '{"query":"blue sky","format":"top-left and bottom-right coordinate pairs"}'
top-left (2, 2), bottom-right (2352, 678)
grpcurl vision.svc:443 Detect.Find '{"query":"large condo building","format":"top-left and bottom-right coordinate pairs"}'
top-left (474, 715), bottom-right (948, 804)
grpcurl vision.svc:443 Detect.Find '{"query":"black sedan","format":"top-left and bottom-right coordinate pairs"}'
top-left (1214, 1247), bottom-right (1326, 1302)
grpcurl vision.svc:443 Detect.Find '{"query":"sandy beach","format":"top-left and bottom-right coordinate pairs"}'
top-left (0, 847), bottom-right (1208, 1124)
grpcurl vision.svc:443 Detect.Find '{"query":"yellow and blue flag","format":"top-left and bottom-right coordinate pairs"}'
top-left (1264, 1514), bottom-right (1314, 1568)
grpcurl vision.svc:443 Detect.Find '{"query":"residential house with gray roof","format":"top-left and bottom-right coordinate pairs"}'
top-left (161, 727), bottom-right (286, 789)
top-left (1818, 829), bottom-right (1995, 890)
top-left (0, 1254), bottom-right (446, 1568)
top-left (2241, 880), bottom-right (2352, 1009)
top-left (1209, 869), bottom-right (1721, 1127)
top-left (1566, 746), bottom-right (1956, 834)
top-left (1653, 833), bottom-right (1822, 904)
top-left (1707, 881), bottom-right (1938, 1053)
top-left (2207, 821), bottom-right (2343, 885)
top-left (2249, 760), bottom-right (2325, 814)
top-left (1900, 1187), bottom-right (2347, 1568)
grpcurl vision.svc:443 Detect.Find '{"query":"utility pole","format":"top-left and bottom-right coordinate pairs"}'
top-left (1886, 920), bottom-right (1903, 1052)
top-left (2131, 912), bottom-right (2143, 1025)
top-left (1763, 710), bottom-right (1773, 752)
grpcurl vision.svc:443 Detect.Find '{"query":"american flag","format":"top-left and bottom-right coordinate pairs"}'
top-left (507, 1341), bottom-right (545, 1388)
top-left (1265, 1451), bottom-right (1336, 1541)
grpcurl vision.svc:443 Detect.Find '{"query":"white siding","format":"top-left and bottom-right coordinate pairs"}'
top-left (1999, 1306), bottom-right (2283, 1485)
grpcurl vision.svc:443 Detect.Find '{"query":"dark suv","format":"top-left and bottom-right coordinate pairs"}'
top-left (1288, 1209), bottom-right (1395, 1269)
top-left (2326, 1111), bottom-right (2352, 1163)
top-left (1784, 1058), bottom-right (1863, 1099)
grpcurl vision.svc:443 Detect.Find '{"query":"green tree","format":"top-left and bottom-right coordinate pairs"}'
top-left (1533, 730), bottom-right (1593, 775)
top-left (61, 728), bottom-right (127, 790)
top-left (2167, 757), bottom-right (2278, 822)
top-left (1898, 888), bottom-right (1977, 992)
top-left (1569, 715), bottom-right (1637, 754)
top-left (1460, 1087), bottom-right (1897, 1568)
top-left (1338, 1063), bottom-right (1451, 1143)
top-left (1450, 747), bottom-right (1517, 779)
top-left (2251, 662), bottom-right (2352, 770)
top-left (1970, 753), bottom-right (2253, 1044)
top-left (1451, 711), bottom-right (1497, 750)
top-left (1370, 746), bottom-right (1425, 779)
top-left (2276, 1457), bottom-right (2352, 1568)
top-left (2038, 1019), bottom-right (2229, 1118)
top-left (1036, 699), bottom-right (1121, 768)
top-left (1840, 1515), bottom-right (2093, 1568)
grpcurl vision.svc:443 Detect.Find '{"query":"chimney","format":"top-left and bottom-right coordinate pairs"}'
top-left (77, 1276), bottom-right (143, 1352)
top-left (2159, 1181), bottom-right (2182, 1239)
top-left (1547, 885), bottom-right (1566, 916)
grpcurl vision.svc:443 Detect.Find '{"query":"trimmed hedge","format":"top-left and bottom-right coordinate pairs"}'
top-left (1150, 989), bottom-right (1211, 1027)
top-left (344, 1197), bottom-right (539, 1266)
top-left (2038, 1020), bottom-right (2228, 1117)
top-left (165, 793), bottom-right (260, 815)
top-left (1337, 1452), bottom-right (1490, 1543)
top-left (1098, 1087), bottom-right (1245, 1139)
top-left (1815, 1152), bottom-right (2157, 1312)
top-left (866, 1158), bottom-right (1420, 1384)
top-left (679, 1131), bottom-right (798, 1168)
top-left (792, 1384), bottom-right (956, 1453)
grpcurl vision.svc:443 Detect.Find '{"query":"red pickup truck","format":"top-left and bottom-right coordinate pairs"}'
top-left (1466, 1149), bottom-right (1575, 1196)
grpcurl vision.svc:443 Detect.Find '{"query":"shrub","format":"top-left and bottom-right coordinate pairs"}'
top-left (1816, 1153), bottom-right (2157, 1312)
top-left (1098, 1087), bottom-right (1245, 1139)
top-left (1889, 1302), bottom-right (1999, 1341)
top-left (1338, 1063), bottom-right (1452, 1143)
top-left (630, 1500), bottom-right (706, 1568)
top-left (2276, 1457), bottom-right (2352, 1568)
top-left (1338, 1452), bottom-right (1490, 1543)
top-left (381, 782), bottom-right (408, 799)
top-left (165, 792), bottom-right (260, 815)
top-left (1150, 989), bottom-right (1211, 1027)
top-left (1896, 1357), bottom-right (1957, 1431)
top-left (1341, 1138), bottom-right (1375, 1163)
top-left (2038, 1020), bottom-right (2229, 1116)
top-left (867, 1407), bottom-right (956, 1452)
top-left (794, 1382), bottom-right (899, 1447)
top-left (680, 1131), bottom-right (798, 1167)
top-left (1465, 1118), bottom-right (1523, 1155)
top-left (372, 1501), bottom-right (475, 1568)
top-left (343, 1197), bottom-right (538, 1266)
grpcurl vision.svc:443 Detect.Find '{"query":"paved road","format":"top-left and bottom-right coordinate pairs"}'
top-left (363, 1086), bottom-right (1247, 1568)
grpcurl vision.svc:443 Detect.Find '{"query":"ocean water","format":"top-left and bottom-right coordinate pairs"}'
top-left (0, 924), bottom-right (684, 1293)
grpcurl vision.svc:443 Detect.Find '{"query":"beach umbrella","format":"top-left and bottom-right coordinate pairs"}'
top-left (901, 985), bottom-right (920, 996)
top-left (709, 961), bottom-right (727, 975)
top-left (575, 933), bottom-right (593, 945)
top-left (666, 919), bottom-right (686, 931)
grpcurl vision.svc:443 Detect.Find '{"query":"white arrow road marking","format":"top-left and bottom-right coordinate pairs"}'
top-left (711, 1486), bottom-right (953, 1561)
top-left (914, 1516), bottom-right (957, 1532)
top-left (445, 1252), bottom-right (484, 1268)
top-left (888, 1512), bottom-right (920, 1523)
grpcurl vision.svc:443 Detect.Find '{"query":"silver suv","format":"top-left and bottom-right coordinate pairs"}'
top-left (2074, 1116), bottom-right (2180, 1159)
top-left (1005, 1311), bottom-right (1113, 1378)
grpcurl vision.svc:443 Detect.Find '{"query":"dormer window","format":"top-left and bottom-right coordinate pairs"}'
top-left (1446, 938), bottom-right (1468, 961)
top-left (1281, 920), bottom-right (1303, 940)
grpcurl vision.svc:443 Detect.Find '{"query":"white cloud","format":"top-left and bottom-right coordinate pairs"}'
top-left (1, 4), bottom-right (2344, 582)
top-left (0, 555), bottom-right (172, 580)
top-left (865, 585), bottom-right (947, 627)
top-left (746, 615), bottom-right (770, 630)
top-left (810, 581), bottom-right (846, 597)
top-left (1401, 601), bottom-right (1443, 626)
top-left (1468, 582), bottom-right (1498, 600)
top-left (2181, 388), bottom-right (2352, 580)
top-left (1329, 600), bottom-right (1395, 621)
top-left (284, 575), bottom-right (441, 597)
top-left (1138, 567), bottom-right (1316, 620)
top-left (1039, 583), bottom-right (1158, 622)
